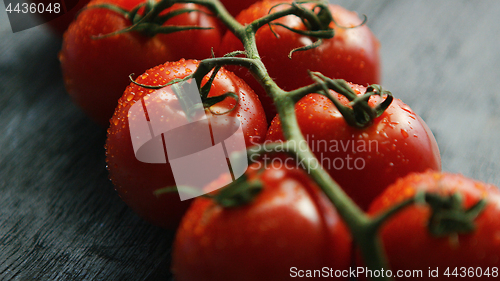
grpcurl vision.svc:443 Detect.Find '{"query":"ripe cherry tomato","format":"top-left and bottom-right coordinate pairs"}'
top-left (172, 163), bottom-right (352, 281)
top-left (60, 0), bottom-right (222, 127)
top-left (37, 0), bottom-right (254, 35)
top-left (265, 83), bottom-right (441, 210)
top-left (368, 172), bottom-right (500, 279)
top-left (218, 0), bottom-right (380, 121)
top-left (105, 59), bottom-right (267, 229)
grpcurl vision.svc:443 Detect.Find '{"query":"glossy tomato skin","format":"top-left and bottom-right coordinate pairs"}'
top-left (218, 1), bottom-right (380, 121)
top-left (219, 0), bottom-right (259, 16)
top-left (105, 59), bottom-right (267, 229)
top-left (60, 0), bottom-right (222, 127)
top-left (172, 163), bottom-right (352, 281)
top-left (39, 0), bottom-right (254, 35)
top-left (266, 83), bottom-right (441, 210)
top-left (368, 172), bottom-right (500, 280)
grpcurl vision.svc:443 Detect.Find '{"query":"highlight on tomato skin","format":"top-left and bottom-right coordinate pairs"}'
top-left (218, 0), bottom-right (381, 122)
top-left (59, 0), bottom-right (223, 127)
top-left (105, 59), bottom-right (268, 229)
top-left (171, 163), bottom-right (352, 281)
top-left (366, 171), bottom-right (500, 280)
top-left (265, 82), bottom-right (442, 210)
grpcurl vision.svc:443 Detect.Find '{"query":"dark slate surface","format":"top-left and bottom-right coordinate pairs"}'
top-left (1, 0), bottom-right (500, 280)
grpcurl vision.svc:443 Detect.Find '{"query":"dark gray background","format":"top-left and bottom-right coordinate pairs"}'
top-left (1, 0), bottom-right (500, 280)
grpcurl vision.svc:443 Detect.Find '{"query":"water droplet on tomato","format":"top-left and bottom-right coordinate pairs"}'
top-left (401, 129), bottom-right (409, 138)
top-left (401, 106), bottom-right (415, 116)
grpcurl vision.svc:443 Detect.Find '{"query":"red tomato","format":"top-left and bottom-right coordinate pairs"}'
top-left (105, 59), bottom-right (268, 229)
top-left (172, 163), bottom-right (352, 281)
top-left (368, 172), bottom-right (500, 280)
top-left (60, 0), bottom-right (222, 127)
top-left (265, 83), bottom-right (441, 210)
top-left (218, 0), bottom-right (380, 121)
top-left (219, 0), bottom-right (259, 16)
top-left (37, 0), bottom-right (255, 34)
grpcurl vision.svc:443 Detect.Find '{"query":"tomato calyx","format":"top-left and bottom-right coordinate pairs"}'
top-left (86, 0), bottom-right (214, 38)
top-left (418, 192), bottom-right (487, 237)
top-left (129, 68), bottom-right (240, 116)
top-left (267, 1), bottom-right (333, 58)
top-left (372, 191), bottom-right (486, 238)
top-left (198, 64), bottom-right (240, 115)
top-left (265, 1), bottom-right (367, 58)
top-left (155, 175), bottom-right (264, 208)
top-left (211, 175), bottom-right (264, 208)
top-left (310, 71), bottom-right (393, 129)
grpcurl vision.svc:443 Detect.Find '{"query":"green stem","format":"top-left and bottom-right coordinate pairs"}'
top-left (276, 95), bottom-right (392, 281)
top-left (287, 82), bottom-right (324, 102)
top-left (174, 0), bottom-right (244, 39)
top-left (371, 197), bottom-right (416, 231)
top-left (147, 0), bottom-right (173, 20)
top-left (357, 230), bottom-right (392, 278)
top-left (159, 0), bottom-right (400, 279)
top-left (249, 7), bottom-right (298, 31)
top-left (191, 1), bottom-right (394, 279)
top-left (249, 2), bottom-right (327, 32)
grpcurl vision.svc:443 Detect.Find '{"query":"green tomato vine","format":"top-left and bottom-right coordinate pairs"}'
top-left (171, 0), bottom-right (394, 276)
top-left (105, 0), bottom-right (486, 279)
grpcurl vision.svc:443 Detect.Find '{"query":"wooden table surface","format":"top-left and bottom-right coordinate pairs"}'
top-left (1, 0), bottom-right (500, 280)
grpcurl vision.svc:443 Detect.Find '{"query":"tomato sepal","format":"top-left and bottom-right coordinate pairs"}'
top-left (84, 0), bottom-right (214, 39)
top-left (421, 192), bottom-right (487, 237)
top-left (154, 175), bottom-right (264, 209)
top-left (310, 72), bottom-right (394, 128)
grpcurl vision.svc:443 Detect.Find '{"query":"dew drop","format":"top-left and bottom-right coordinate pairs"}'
top-left (401, 129), bottom-right (409, 138)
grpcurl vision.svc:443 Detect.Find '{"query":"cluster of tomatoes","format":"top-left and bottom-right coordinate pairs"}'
top-left (51, 0), bottom-right (500, 280)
